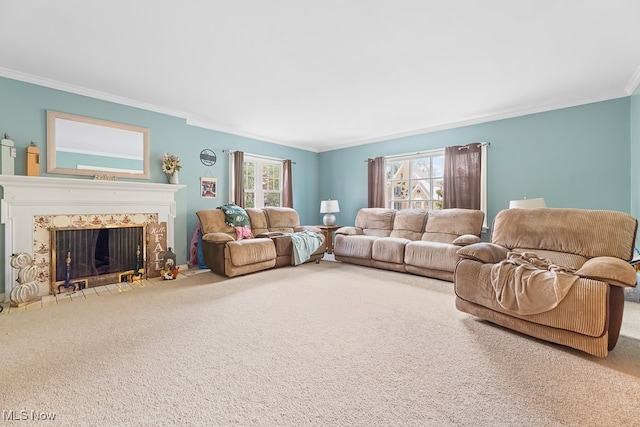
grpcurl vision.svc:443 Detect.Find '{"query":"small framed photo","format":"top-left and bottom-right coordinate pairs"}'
top-left (200, 177), bottom-right (217, 198)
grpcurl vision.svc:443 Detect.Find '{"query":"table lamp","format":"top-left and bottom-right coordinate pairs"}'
top-left (320, 199), bottom-right (340, 226)
top-left (509, 198), bottom-right (546, 209)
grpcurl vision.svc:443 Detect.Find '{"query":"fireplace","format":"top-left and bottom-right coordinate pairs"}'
top-left (0, 175), bottom-right (183, 302)
top-left (51, 225), bottom-right (146, 293)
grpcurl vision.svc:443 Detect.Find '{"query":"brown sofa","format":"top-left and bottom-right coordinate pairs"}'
top-left (454, 208), bottom-right (638, 357)
top-left (196, 207), bottom-right (325, 277)
top-left (333, 208), bottom-right (485, 281)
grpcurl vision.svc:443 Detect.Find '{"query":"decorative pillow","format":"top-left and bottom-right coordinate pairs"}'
top-left (217, 203), bottom-right (250, 227)
top-left (575, 256), bottom-right (637, 287)
top-left (457, 243), bottom-right (509, 264)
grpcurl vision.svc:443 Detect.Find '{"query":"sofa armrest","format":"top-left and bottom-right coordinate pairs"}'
top-left (575, 256), bottom-right (638, 288)
top-left (335, 226), bottom-right (363, 236)
top-left (457, 243), bottom-right (509, 264)
top-left (202, 232), bottom-right (234, 243)
top-left (294, 225), bottom-right (321, 233)
top-left (452, 234), bottom-right (481, 246)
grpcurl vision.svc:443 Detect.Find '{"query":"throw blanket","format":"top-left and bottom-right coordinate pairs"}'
top-left (288, 231), bottom-right (324, 266)
top-left (217, 204), bottom-right (251, 240)
top-left (490, 252), bottom-right (579, 315)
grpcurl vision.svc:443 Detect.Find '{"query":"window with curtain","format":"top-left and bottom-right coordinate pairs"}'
top-left (385, 150), bottom-right (445, 210)
top-left (243, 155), bottom-right (283, 208)
top-left (381, 143), bottom-right (487, 220)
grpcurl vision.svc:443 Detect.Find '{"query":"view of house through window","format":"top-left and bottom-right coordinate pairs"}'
top-left (385, 150), bottom-right (445, 210)
top-left (243, 156), bottom-right (282, 208)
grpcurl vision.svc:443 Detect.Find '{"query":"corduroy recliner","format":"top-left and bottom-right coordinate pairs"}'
top-left (454, 208), bottom-right (638, 357)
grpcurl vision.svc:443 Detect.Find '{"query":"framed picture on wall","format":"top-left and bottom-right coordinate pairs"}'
top-left (200, 177), bottom-right (217, 198)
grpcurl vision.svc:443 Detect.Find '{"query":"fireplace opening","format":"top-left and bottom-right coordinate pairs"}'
top-left (50, 225), bottom-right (146, 293)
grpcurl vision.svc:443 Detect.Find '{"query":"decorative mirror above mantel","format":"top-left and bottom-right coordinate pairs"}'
top-left (46, 111), bottom-right (150, 179)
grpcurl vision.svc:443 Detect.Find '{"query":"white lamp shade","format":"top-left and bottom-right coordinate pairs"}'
top-left (509, 198), bottom-right (546, 209)
top-left (320, 200), bottom-right (340, 213)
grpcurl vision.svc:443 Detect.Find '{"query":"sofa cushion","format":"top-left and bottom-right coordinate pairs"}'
top-left (334, 235), bottom-right (378, 259)
top-left (372, 237), bottom-right (411, 264)
top-left (355, 208), bottom-right (395, 237)
top-left (226, 238), bottom-right (276, 266)
top-left (246, 208), bottom-right (269, 236)
top-left (491, 208), bottom-right (637, 261)
top-left (390, 209), bottom-right (427, 240)
top-left (405, 241), bottom-right (461, 272)
top-left (263, 207), bottom-right (299, 233)
top-left (508, 248), bottom-right (589, 270)
top-left (422, 208), bottom-right (484, 243)
top-left (196, 209), bottom-right (235, 237)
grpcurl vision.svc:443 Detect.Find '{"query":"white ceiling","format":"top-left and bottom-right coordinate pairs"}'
top-left (2, 0), bottom-right (640, 152)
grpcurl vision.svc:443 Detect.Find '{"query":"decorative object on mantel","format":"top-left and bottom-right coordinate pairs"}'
top-left (94, 174), bottom-right (117, 181)
top-left (26, 141), bottom-right (40, 176)
top-left (162, 152), bottom-right (181, 184)
top-left (1, 133), bottom-right (16, 175)
top-left (9, 252), bottom-right (41, 307)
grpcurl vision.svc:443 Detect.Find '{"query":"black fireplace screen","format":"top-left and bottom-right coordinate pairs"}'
top-left (52, 226), bottom-right (145, 284)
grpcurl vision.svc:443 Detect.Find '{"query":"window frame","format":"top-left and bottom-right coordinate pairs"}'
top-left (243, 155), bottom-right (283, 208)
top-left (385, 149), bottom-right (445, 211)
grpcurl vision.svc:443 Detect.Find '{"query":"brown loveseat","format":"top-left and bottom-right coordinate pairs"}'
top-left (196, 207), bottom-right (325, 277)
top-left (454, 208), bottom-right (638, 357)
top-left (333, 208), bottom-right (485, 281)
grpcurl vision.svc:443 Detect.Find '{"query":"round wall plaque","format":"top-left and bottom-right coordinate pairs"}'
top-left (200, 149), bottom-right (217, 166)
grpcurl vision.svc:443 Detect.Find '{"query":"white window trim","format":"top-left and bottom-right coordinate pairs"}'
top-left (243, 154), bottom-right (283, 208)
top-left (384, 148), bottom-right (445, 211)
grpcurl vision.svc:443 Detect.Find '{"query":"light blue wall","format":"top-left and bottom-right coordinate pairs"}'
top-left (632, 85), bottom-right (640, 248)
top-left (319, 98), bottom-right (632, 231)
top-left (0, 76), bottom-right (319, 294)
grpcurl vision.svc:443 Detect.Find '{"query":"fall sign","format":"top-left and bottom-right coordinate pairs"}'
top-left (147, 222), bottom-right (167, 278)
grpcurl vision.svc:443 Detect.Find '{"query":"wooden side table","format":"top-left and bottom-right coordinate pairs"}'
top-left (317, 225), bottom-right (341, 254)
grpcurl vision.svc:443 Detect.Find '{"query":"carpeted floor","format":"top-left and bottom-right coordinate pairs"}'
top-left (2, 260), bottom-right (640, 426)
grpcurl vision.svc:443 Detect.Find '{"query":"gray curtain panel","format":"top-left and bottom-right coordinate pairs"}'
top-left (232, 150), bottom-right (245, 207)
top-left (443, 143), bottom-right (482, 209)
top-left (368, 156), bottom-right (385, 208)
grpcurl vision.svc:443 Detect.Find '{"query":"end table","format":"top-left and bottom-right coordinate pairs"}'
top-left (317, 225), bottom-right (341, 254)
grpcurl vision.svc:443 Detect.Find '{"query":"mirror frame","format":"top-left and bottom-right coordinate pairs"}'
top-left (46, 111), bottom-right (150, 179)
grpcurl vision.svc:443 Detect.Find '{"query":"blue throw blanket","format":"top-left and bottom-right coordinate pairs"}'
top-left (288, 231), bottom-right (324, 265)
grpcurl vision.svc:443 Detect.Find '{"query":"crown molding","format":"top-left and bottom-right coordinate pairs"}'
top-left (626, 64), bottom-right (640, 95)
top-left (0, 67), bottom-right (309, 151)
top-left (0, 67), bottom-right (191, 122)
top-left (318, 90), bottom-right (630, 152)
top-left (185, 118), bottom-right (311, 152)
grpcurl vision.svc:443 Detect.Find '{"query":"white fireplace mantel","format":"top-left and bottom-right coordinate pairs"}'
top-left (0, 175), bottom-right (184, 302)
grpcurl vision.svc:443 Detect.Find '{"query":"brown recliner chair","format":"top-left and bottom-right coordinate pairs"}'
top-left (454, 208), bottom-right (638, 357)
